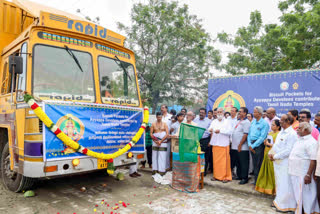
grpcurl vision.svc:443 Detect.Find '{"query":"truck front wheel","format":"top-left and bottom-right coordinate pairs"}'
top-left (1, 143), bottom-right (35, 192)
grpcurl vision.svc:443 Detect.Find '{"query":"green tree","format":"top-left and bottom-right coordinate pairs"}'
top-left (118, 0), bottom-right (221, 112)
top-left (218, 0), bottom-right (320, 74)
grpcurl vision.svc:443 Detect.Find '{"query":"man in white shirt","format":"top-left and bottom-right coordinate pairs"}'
top-left (161, 104), bottom-right (172, 124)
top-left (268, 114), bottom-right (298, 212)
top-left (228, 107), bottom-right (239, 176)
top-left (289, 122), bottom-right (319, 214)
top-left (228, 107), bottom-right (238, 129)
top-left (209, 107), bottom-right (232, 183)
top-left (265, 107), bottom-right (280, 131)
top-left (315, 131), bottom-right (320, 206)
top-left (160, 104), bottom-right (172, 171)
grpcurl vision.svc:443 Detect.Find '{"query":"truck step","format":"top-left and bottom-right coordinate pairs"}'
top-left (24, 133), bottom-right (42, 136)
top-left (25, 116), bottom-right (38, 119)
top-left (24, 140), bottom-right (42, 143)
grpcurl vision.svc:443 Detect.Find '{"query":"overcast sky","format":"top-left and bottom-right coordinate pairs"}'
top-left (31, 0), bottom-right (283, 74)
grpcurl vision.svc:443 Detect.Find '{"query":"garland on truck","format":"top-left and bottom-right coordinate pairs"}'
top-left (24, 94), bottom-right (149, 175)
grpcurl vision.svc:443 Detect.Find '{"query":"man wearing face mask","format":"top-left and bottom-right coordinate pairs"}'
top-left (208, 107), bottom-right (233, 183)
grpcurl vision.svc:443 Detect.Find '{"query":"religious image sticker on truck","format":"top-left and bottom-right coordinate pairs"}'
top-left (42, 102), bottom-right (144, 161)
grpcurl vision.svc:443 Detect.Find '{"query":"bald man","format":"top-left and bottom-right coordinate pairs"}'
top-left (209, 107), bottom-right (233, 182)
top-left (175, 111), bottom-right (197, 136)
top-left (265, 107), bottom-right (280, 132)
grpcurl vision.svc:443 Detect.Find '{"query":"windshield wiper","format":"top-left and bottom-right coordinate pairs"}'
top-left (114, 55), bottom-right (132, 81)
top-left (64, 45), bottom-right (83, 72)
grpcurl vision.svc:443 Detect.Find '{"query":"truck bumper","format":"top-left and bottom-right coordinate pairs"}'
top-left (23, 153), bottom-right (138, 178)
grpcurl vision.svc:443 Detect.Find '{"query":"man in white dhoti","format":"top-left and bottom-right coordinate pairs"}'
top-left (269, 114), bottom-right (298, 212)
top-left (289, 122), bottom-right (319, 214)
top-left (161, 104), bottom-right (172, 171)
top-left (150, 112), bottom-right (169, 176)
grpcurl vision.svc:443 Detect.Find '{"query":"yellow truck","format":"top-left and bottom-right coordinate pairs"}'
top-left (0, 0), bottom-right (145, 192)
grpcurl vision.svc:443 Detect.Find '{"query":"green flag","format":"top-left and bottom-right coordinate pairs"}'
top-left (178, 123), bottom-right (205, 163)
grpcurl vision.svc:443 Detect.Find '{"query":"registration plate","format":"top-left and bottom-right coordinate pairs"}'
top-left (97, 159), bottom-right (108, 169)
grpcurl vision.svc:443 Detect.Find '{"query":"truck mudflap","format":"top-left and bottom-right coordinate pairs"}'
top-left (23, 153), bottom-right (141, 178)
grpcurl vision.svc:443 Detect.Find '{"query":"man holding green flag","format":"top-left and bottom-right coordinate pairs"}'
top-left (172, 111), bottom-right (205, 193)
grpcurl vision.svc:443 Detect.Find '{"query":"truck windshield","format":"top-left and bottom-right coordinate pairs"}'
top-left (98, 56), bottom-right (139, 106)
top-left (33, 45), bottom-right (95, 102)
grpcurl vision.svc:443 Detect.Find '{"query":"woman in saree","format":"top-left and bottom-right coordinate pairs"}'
top-left (255, 119), bottom-right (281, 195)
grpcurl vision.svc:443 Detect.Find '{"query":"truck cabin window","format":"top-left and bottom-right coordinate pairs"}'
top-left (98, 56), bottom-right (139, 106)
top-left (1, 62), bottom-right (9, 94)
top-left (19, 43), bottom-right (27, 92)
top-left (33, 45), bottom-right (95, 102)
top-left (1, 53), bottom-right (20, 95)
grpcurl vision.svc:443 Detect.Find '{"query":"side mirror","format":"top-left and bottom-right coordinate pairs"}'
top-left (9, 55), bottom-right (23, 75)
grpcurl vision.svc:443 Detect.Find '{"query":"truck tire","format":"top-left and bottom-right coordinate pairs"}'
top-left (1, 143), bottom-right (36, 192)
top-left (0, 129), bottom-right (8, 170)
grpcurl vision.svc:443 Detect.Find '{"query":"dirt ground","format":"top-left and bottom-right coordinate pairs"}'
top-left (0, 169), bottom-right (275, 214)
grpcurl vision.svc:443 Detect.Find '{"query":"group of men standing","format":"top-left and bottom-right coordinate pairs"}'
top-left (196, 106), bottom-right (253, 184)
top-left (148, 104), bottom-right (320, 213)
top-left (149, 105), bottom-right (194, 175)
top-left (196, 105), bottom-right (320, 214)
